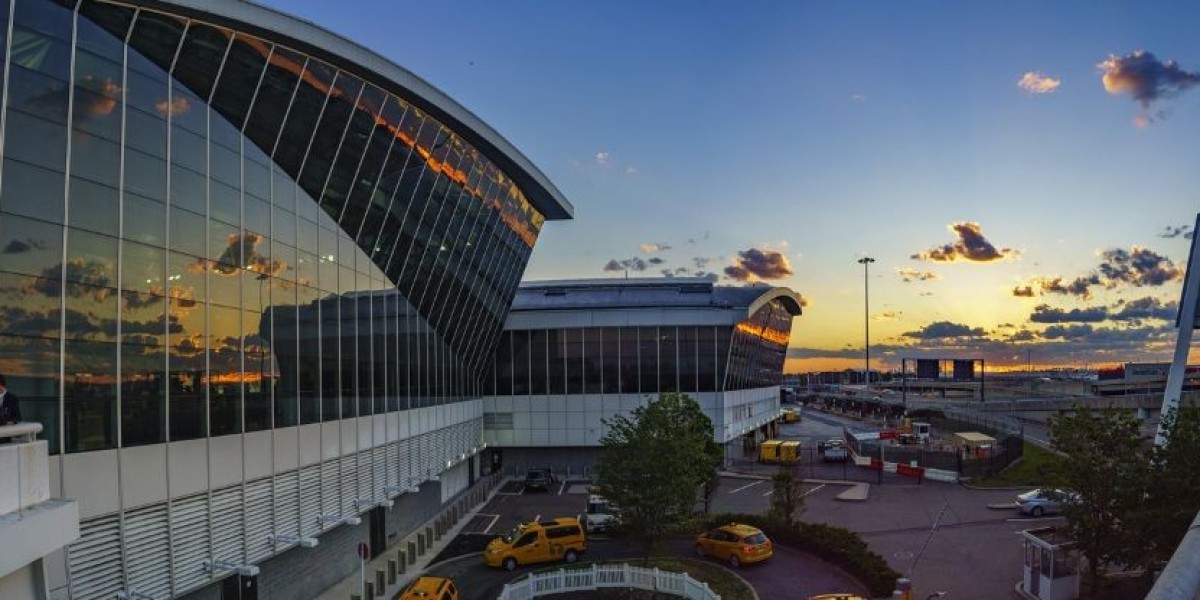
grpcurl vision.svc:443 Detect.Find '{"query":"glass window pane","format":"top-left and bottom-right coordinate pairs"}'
top-left (64, 339), bottom-right (117, 452)
top-left (510, 329), bottom-right (529, 395)
top-left (639, 327), bottom-right (658, 395)
top-left (0, 333), bottom-right (61, 453)
top-left (123, 341), bottom-right (165, 446)
top-left (0, 213), bottom-right (63, 279)
top-left (1, 157), bottom-right (64, 223)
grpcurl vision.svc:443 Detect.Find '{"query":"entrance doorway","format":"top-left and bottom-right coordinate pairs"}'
top-left (220, 574), bottom-right (258, 600)
top-left (369, 506), bottom-right (387, 559)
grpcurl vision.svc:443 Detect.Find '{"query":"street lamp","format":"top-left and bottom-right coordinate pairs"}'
top-left (857, 256), bottom-right (875, 393)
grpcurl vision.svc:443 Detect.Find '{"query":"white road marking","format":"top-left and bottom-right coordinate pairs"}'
top-left (801, 484), bottom-right (827, 497)
top-left (534, 513), bottom-right (541, 523)
top-left (476, 514), bottom-right (500, 534)
top-left (558, 480), bottom-right (567, 496)
top-left (761, 490), bottom-right (774, 497)
top-left (729, 481), bottom-right (764, 494)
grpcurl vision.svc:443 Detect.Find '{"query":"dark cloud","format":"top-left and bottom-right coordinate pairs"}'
top-left (2, 238), bottom-right (48, 254)
top-left (902, 321), bottom-right (986, 339)
top-left (200, 232), bottom-right (286, 278)
top-left (602, 257), bottom-right (649, 273)
top-left (696, 272), bottom-right (719, 283)
top-left (1030, 303), bottom-right (1109, 323)
top-left (911, 222), bottom-right (1018, 263)
top-left (122, 314), bottom-right (184, 335)
top-left (1041, 324), bottom-right (1095, 340)
top-left (1008, 329), bottom-right (1037, 342)
top-left (1097, 247), bottom-right (1183, 287)
top-left (723, 248), bottom-right (793, 282)
top-left (647, 257), bottom-right (665, 266)
top-left (1012, 286), bottom-right (1036, 298)
top-left (1099, 51), bottom-right (1200, 108)
top-left (1159, 224), bottom-right (1194, 240)
top-left (18, 259), bottom-right (115, 301)
top-left (1022, 275), bottom-right (1103, 299)
top-left (1111, 296), bottom-right (1177, 322)
top-left (897, 268), bottom-right (940, 283)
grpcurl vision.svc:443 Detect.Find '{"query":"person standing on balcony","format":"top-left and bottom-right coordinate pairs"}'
top-left (0, 373), bottom-right (21, 426)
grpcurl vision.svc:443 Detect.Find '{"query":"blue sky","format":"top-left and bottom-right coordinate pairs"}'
top-left (264, 0), bottom-right (1200, 372)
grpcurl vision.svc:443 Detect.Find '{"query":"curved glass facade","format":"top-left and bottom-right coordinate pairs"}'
top-left (0, 0), bottom-right (552, 455)
top-left (486, 299), bottom-right (795, 397)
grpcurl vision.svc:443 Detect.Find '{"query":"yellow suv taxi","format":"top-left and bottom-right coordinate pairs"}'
top-left (484, 517), bottom-right (587, 571)
top-left (694, 523), bottom-right (773, 567)
top-left (396, 576), bottom-right (459, 600)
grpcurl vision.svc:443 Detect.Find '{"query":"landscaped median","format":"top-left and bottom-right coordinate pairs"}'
top-left (509, 558), bottom-right (755, 600)
top-left (698, 514), bottom-right (900, 598)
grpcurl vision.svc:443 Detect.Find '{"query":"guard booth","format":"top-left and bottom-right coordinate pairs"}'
top-left (953, 431), bottom-right (996, 458)
top-left (1020, 527), bottom-right (1080, 600)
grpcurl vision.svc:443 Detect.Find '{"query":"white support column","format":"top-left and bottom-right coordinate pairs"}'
top-left (1158, 213), bottom-right (1200, 447)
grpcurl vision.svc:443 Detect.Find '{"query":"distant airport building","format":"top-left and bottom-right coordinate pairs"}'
top-left (0, 0), bottom-right (571, 598)
top-left (479, 278), bottom-right (803, 470)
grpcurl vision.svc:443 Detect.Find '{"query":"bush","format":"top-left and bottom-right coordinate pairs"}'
top-left (698, 513), bottom-right (900, 597)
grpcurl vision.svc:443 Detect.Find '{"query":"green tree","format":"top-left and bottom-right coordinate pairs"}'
top-left (1138, 407), bottom-right (1200, 569)
top-left (595, 392), bottom-right (723, 555)
top-left (1048, 406), bottom-right (1146, 593)
top-left (767, 467), bottom-right (804, 527)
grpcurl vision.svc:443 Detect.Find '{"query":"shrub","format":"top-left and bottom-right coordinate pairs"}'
top-left (699, 513), bottom-right (900, 597)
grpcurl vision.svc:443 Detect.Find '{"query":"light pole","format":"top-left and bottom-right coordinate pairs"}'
top-left (857, 256), bottom-right (875, 394)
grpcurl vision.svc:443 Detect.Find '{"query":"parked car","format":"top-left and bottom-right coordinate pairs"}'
top-left (397, 576), bottom-right (460, 600)
top-left (523, 468), bottom-right (557, 492)
top-left (584, 494), bottom-right (621, 533)
top-left (694, 523), bottom-right (773, 567)
top-left (820, 439), bottom-right (848, 462)
top-left (1017, 489), bottom-right (1078, 517)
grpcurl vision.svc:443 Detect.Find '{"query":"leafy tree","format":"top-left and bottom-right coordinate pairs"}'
top-left (595, 392), bottom-right (723, 555)
top-left (1137, 407), bottom-right (1200, 569)
top-left (767, 467), bottom-right (804, 527)
top-left (1048, 407), bottom-right (1146, 593)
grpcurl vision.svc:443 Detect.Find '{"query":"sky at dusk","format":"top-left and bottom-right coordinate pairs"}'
top-left (262, 0), bottom-right (1200, 373)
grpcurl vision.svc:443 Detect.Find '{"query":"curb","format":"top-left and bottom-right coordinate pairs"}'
top-left (960, 482), bottom-right (1041, 491)
top-left (679, 557), bottom-right (760, 600)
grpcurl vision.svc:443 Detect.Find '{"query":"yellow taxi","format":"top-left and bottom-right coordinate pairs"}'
top-left (396, 576), bottom-right (459, 600)
top-left (694, 523), bottom-right (773, 567)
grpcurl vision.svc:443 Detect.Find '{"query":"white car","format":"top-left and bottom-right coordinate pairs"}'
top-left (1017, 489), bottom-right (1078, 517)
top-left (585, 495), bottom-right (620, 532)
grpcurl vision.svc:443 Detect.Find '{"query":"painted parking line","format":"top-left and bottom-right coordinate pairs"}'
top-left (728, 481), bottom-right (763, 494)
top-left (1007, 516), bottom-right (1062, 523)
top-left (761, 489), bottom-right (774, 497)
top-left (801, 484), bottom-right (827, 497)
top-left (558, 480), bottom-right (567, 496)
top-left (477, 514), bottom-right (501, 534)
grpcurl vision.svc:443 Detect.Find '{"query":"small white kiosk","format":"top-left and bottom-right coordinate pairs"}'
top-left (1020, 527), bottom-right (1080, 600)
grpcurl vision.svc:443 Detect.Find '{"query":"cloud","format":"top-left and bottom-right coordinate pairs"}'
top-left (1012, 285), bottom-right (1036, 298)
top-left (2, 238), bottom-right (48, 254)
top-left (1029, 303), bottom-right (1109, 323)
top-left (902, 321), bottom-right (986, 339)
top-left (1041, 324), bottom-right (1095, 340)
top-left (1110, 296), bottom-right (1177, 322)
top-left (896, 268), bottom-right (940, 283)
top-left (873, 311), bottom-right (901, 321)
top-left (1158, 224), bottom-right (1194, 239)
top-left (1008, 329), bottom-right (1037, 342)
top-left (602, 257), bottom-right (649, 273)
top-left (648, 257), bottom-right (665, 265)
top-left (640, 243), bottom-right (671, 253)
top-left (1099, 50), bottom-right (1200, 108)
top-left (197, 232), bottom-right (286, 278)
top-left (1018, 71), bottom-right (1062, 94)
top-left (1097, 246), bottom-right (1183, 287)
top-left (625, 166), bottom-right (637, 175)
top-left (911, 221), bottom-right (1018, 263)
top-left (595, 151), bottom-right (609, 166)
top-left (918, 291), bottom-right (934, 297)
top-left (850, 94), bottom-right (867, 103)
top-left (723, 248), bottom-right (793, 282)
top-left (155, 96), bottom-right (190, 116)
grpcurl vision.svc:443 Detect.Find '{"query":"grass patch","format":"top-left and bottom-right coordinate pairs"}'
top-left (523, 557), bottom-right (755, 600)
top-left (970, 441), bottom-right (1056, 488)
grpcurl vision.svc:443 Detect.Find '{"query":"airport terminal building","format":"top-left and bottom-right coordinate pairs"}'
top-left (480, 279), bottom-right (803, 471)
top-left (0, 0), bottom-right (571, 598)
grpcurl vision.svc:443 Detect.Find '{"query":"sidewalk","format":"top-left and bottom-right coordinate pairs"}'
top-left (314, 476), bottom-right (509, 600)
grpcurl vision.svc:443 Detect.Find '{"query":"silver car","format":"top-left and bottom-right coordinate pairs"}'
top-left (1016, 489), bottom-right (1076, 516)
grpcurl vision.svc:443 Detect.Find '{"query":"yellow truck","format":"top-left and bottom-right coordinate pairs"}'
top-left (780, 408), bottom-right (801, 423)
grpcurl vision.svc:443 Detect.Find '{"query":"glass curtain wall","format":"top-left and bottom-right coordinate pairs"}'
top-left (488, 320), bottom-right (793, 398)
top-left (0, 0), bottom-right (547, 454)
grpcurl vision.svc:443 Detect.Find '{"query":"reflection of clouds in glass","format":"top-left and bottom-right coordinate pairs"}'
top-left (155, 95), bottom-right (190, 116)
top-left (22, 259), bottom-right (114, 301)
top-left (76, 75), bottom-right (121, 116)
top-left (197, 232), bottom-right (288, 278)
top-left (2, 237), bottom-right (48, 254)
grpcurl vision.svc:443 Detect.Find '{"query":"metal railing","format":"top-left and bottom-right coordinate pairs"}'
top-left (497, 564), bottom-right (720, 600)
